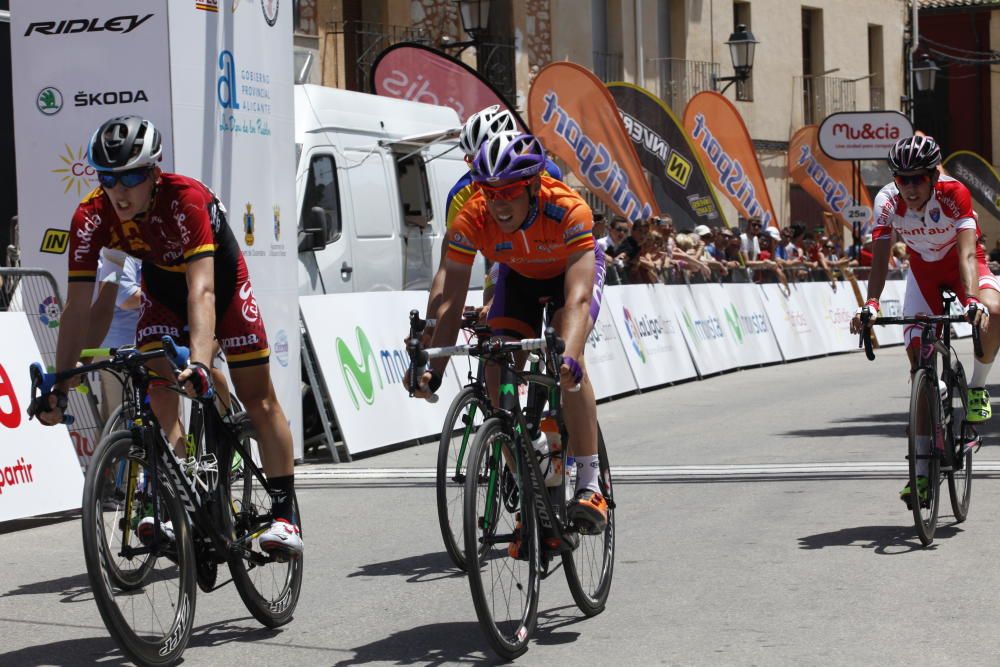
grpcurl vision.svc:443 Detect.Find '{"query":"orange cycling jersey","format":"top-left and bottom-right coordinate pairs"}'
top-left (446, 175), bottom-right (594, 280)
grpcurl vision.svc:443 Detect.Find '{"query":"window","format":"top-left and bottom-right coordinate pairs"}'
top-left (867, 25), bottom-right (884, 110)
top-left (300, 154), bottom-right (341, 244)
top-left (733, 2), bottom-right (753, 102)
top-left (395, 152), bottom-right (433, 228)
top-left (294, 0), bottom-right (317, 36)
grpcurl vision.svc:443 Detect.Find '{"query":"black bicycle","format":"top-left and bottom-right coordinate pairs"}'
top-left (407, 311), bottom-right (615, 660)
top-left (860, 294), bottom-right (982, 546)
top-left (28, 337), bottom-right (302, 666)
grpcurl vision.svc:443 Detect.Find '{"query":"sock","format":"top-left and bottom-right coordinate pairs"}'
top-left (914, 436), bottom-right (931, 477)
top-left (574, 455), bottom-right (601, 494)
top-left (970, 358), bottom-right (994, 389)
top-left (268, 475), bottom-right (298, 524)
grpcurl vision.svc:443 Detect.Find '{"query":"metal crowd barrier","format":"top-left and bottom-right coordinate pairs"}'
top-left (0, 268), bottom-right (104, 470)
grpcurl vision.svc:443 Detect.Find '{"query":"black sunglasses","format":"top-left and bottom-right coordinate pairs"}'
top-left (97, 167), bottom-right (151, 189)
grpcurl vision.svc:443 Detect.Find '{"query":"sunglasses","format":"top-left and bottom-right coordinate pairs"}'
top-left (613, 226), bottom-right (628, 233)
top-left (894, 172), bottom-right (931, 187)
top-left (478, 178), bottom-right (531, 202)
top-left (97, 167), bottom-right (151, 189)
top-left (750, 222), bottom-right (762, 228)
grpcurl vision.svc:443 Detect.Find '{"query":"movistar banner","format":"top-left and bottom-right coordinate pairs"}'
top-left (607, 83), bottom-right (728, 231)
top-left (943, 150), bottom-right (1000, 222)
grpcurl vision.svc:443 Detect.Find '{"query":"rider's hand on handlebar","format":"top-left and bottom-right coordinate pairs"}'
top-left (404, 367), bottom-right (441, 400)
top-left (850, 299), bottom-right (880, 335)
top-left (966, 297), bottom-right (990, 333)
top-left (177, 362), bottom-right (213, 399)
top-left (35, 390), bottom-right (69, 426)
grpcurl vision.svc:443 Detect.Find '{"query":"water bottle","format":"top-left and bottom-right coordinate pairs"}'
top-left (540, 418), bottom-right (563, 488)
top-left (530, 422), bottom-right (561, 487)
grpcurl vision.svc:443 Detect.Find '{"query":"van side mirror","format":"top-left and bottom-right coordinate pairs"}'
top-left (298, 206), bottom-right (330, 252)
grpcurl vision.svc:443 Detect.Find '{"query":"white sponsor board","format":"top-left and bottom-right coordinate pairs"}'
top-left (796, 281), bottom-right (860, 354)
top-left (757, 283), bottom-right (827, 361)
top-left (708, 283), bottom-right (784, 366)
top-left (670, 284), bottom-right (739, 376)
top-left (875, 279), bottom-right (906, 346)
top-left (0, 313), bottom-right (84, 521)
top-left (603, 285), bottom-right (697, 388)
top-left (585, 293), bottom-right (639, 400)
top-left (12, 1), bottom-right (302, 457)
top-left (300, 292), bottom-right (465, 455)
top-left (818, 111), bottom-right (913, 161)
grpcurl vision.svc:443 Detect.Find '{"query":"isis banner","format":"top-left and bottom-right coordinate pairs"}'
top-left (607, 83), bottom-right (728, 231)
top-left (943, 151), bottom-right (1000, 222)
top-left (683, 91), bottom-right (777, 228)
top-left (789, 125), bottom-right (872, 230)
top-left (528, 62), bottom-right (656, 223)
top-left (371, 43), bottom-right (526, 128)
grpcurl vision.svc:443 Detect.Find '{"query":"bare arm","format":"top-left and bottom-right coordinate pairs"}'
top-left (54, 283), bottom-right (96, 390)
top-left (427, 258), bottom-right (474, 377)
top-left (956, 229), bottom-right (980, 303)
top-left (561, 249), bottom-right (596, 361)
top-left (184, 256), bottom-right (216, 366)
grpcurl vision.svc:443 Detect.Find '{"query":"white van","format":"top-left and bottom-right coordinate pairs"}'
top-left (295, 84), bottom-right (485, 294)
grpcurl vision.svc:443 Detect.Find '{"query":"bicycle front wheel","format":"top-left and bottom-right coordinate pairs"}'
top-left (908, 368), bottom-right (942, 546)
top-left (563, 423), bottom-right (615, 616)
top-left (222, 414), bottom-right (303, 628)
top-left (946, 359), bottom-right (972, 521)
top-left (464, 417), bottom-right (540, 661)
top-left (436, 387), bottom-right (487, 571)
top-left (81, 432), bottom-right (197, 666)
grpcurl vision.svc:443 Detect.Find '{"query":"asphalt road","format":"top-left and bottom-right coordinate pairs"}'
top-left (3, 340), bottom-right (1000, 666)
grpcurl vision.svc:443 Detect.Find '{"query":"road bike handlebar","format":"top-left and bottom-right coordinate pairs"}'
top-left (859, 312), bottom-right (983, 360)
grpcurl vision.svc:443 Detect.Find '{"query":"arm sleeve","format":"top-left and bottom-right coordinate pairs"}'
top-left (179, 187), bottom-right (218, 262)
top-left (68, 205), bottom-right (108, 282)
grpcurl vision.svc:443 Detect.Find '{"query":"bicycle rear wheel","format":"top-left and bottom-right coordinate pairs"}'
top-left (82, 432), bottom-right (197, 666)
top-left (436, 387), bottom-right (487, 571)
top-left (222, 414), bottom-right (303, 627)
top-left (563, 423), bottom-right (615, 616)
top-left (464, 417), bottom-right (540, 661)
top-left (908, 368), bottom-right (942, 546)
top-left (946, 359), bottom-right (972, 521)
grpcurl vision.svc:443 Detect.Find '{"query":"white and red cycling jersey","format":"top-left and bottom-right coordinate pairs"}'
top-left (872, 175), bottom-right (999, 346)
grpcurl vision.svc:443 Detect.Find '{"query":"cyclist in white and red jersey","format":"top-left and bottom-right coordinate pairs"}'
top-left (36, 116), bottom-right (302, 556)
top-left (850, 135), bottom-right (1000, 505)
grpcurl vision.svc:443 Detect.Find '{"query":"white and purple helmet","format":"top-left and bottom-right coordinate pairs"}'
top-left (888, 135), bottom-right (942, 173)
top-left (472, 132), bottom-right (547, 183)
top-left (459, 105), bottom-right (518, 158)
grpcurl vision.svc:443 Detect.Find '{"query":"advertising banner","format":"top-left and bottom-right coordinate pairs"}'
top-left (942, 151), bottom-right (1000, 223)
top-left (683, 92), bottom-right (777, 228)
top-left (789, 126), bottom-right (873, 232)
top-left (585, 288), bottom-right (640, 400)
top-left (669, 283), bottom-right (741, 376)
top-left (0, 313), bottom-right (84, 522)
top-left (299, 292), bottom-right (466, 455)
top-left (528, 62), bottom-right (656, 223)
top-left (709, 283), bottom-right (784, 366)
top-left (756, 283), bottom-right (826, 361)
top-left (601, 285), bottom-right (697, 388)
top-left (796, 281), bottom-right (859, 354)
top-left (818, 111), bottom-right (913, 161)
top-left (607, 83), bottom-right (728, 231)
top-left (11, 0), bottom-right (172, 297)
top-left (371, 43), bottom-right (526, 128)
top-left (167, 2), bottom-right (303, 457)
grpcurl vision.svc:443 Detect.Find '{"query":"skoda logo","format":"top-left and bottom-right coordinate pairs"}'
top-left (261, 0), bottom-right (278, 26)
top-left (37, 87), bottom-right (63, 115)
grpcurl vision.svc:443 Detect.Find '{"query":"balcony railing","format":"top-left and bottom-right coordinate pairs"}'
top-left (796, 75), bottom-right (858, 125)
top-left (325, 21), bottom-right (429, 91)
top-left (649, 58), bottom-right (719, 116)
top-left (593, 51), bottom-right (624, 83)
top-left (869, 86), bottom-right (884, 111)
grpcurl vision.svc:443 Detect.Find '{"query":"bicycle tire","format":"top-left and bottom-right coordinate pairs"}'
top-left (436, 387), bottom-right (487, 571)
top-left (946, 358), bottom-right (972, 521)
top-left (82, 432), bottom-right (197, 666)
top-left (908, 368), bottom-right (941, 546)
top-left (464, 417), bottom-right (540, 661)
top-left (563, 423), bottom-right (615, 616)
top-left (222, 413), bottom-right (303, 628)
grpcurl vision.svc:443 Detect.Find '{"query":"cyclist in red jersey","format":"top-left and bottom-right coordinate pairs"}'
top-left (410, 132), bottom-right (609, 533)
top-left (850, 135), bottom-right (1000, 505)
top-left (36, 116), bottom-right (302, 556)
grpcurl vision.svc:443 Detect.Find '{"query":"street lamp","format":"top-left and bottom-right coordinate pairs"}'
top-left (913, 57), bottom-right (940, 93)
top-left (712, 24), bottom-right (759, 95)
top-left (441, 0), bottom-right (491, 54)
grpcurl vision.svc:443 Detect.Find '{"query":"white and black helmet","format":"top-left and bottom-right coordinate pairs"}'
top-left (88, 115), bottom-right (163, 172)
top-left (459, 105), bottom-right (518, 158)
top-left (887, 135), bottom-right (942, 173)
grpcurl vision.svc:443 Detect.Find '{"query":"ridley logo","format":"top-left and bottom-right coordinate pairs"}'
top-left (24, 14), bottom-right (155, 36)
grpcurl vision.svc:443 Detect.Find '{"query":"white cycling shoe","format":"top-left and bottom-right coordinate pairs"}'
top-left (137, 516), bottom-right (175, 545)
top-left (258, 519), bottom-right (303, 558)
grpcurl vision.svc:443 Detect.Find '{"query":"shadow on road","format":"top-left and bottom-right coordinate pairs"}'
top-left (780, 412), bottom-right (908, 440)
top-left (332, 620), bottom-right (495, 666)
top-left (798, 523), bottom-right (963, 553)
top-left (1, 572), bottom-right (92, 603)
top-left (348, 551), bottom-right (464, 583)
top-left (0, 636), bottom-right (129, 666)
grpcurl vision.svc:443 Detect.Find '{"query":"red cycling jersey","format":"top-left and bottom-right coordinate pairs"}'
top-left (872, 176), bottom-right (979, 262)
top-left (446, 175), bottom-right (595, 280)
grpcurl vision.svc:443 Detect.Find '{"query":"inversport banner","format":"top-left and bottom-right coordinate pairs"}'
top-left (789, 125), bottom-right (872, 230)
top-left (607, 82), bottom-right (728, 231)
top-left (371, 42), bottom-right (526, 128)
top-left (528, 62), bottom-right (656, 223)
top-left (943, 150), bottom-right (1000, 222)
top-left (683, 91), bottom-right (777, 228)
